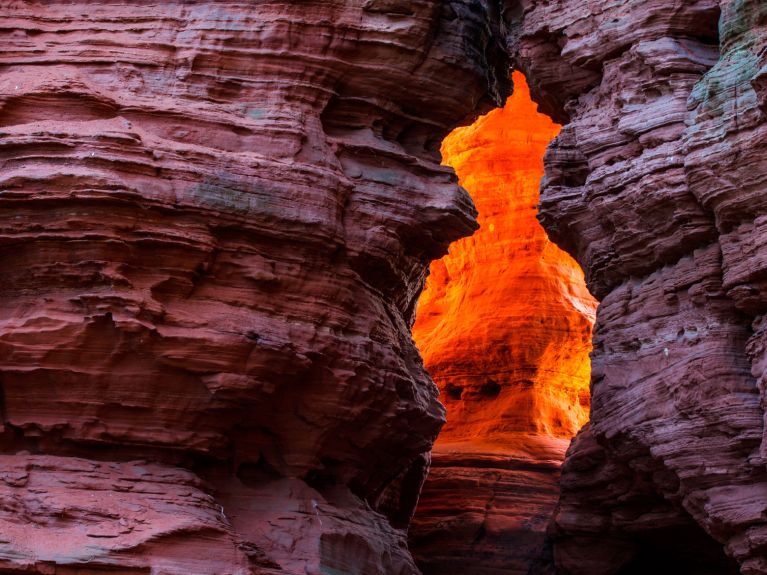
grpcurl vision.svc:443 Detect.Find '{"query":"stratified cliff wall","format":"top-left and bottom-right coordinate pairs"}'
top-left (0, 2), bottom-right (510, 573)
top-left (409, 72), bottom-right (596, 575)
top-left (3, 0), bottom-right (767, 573)
top-left (509, 0), bottom-right (767, 573)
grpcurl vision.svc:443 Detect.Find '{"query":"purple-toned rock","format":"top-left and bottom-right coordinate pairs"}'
top-left (511, 0), bottom-right (767, 572)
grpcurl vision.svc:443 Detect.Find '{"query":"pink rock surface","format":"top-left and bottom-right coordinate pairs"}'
top-left (3, 0), bottom-right (767, 573)
top-left (511, 0), bottom-right (767, 572)
top-left (0, 454), bottom-right (279, 574)
top-left (410, 438), bottom-right (569, 575)
top-left (0, 2), bottom-right (510, 573)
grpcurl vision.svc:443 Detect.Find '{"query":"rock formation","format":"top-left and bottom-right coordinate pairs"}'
top-left (0, 2), bottom-right (510, 573)
top-left (409, 71), bottom-right (596, 575)
top-left (510, 0), bottom-right (767, 572)
top-left (3, 0), bottom-right (767, 573)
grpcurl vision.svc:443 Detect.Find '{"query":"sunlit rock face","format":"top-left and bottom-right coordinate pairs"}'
top-left (409, 72), bottom-right (597, 575)
top-left (512, 0), bottom-right (767, 572)
top-left (0, 2), bottom-right (511, 573)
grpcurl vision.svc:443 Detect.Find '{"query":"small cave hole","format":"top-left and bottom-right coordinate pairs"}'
top-left (479, 379), bottom-right (501, 398)
top-left (304, 457), bottom-right (344, 491)
top-left (236, 456), bottom-right (281, 485)
top-left (444, 383), bottom-right (464, 401)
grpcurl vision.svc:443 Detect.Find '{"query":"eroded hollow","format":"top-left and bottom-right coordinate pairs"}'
top-left (408, 71), bottom-right (597, 574)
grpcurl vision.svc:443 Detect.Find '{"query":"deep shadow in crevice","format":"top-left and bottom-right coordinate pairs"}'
top-left (617, 523), bottom-right (739, 575)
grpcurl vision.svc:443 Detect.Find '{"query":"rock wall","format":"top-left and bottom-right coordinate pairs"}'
top-left (409, 71), bottom-right (596, 575)
top-left (509, 0), bottom-right (767, 572)
top-left (0, 2), bottom-right (510, 573)
top-left (3, 0), bottom-right (767, 573)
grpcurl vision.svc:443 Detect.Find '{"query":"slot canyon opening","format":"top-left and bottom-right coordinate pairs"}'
top-left (408, 71), bottom-right (598, 574)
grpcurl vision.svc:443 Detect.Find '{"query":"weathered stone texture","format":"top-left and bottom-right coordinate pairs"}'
top-left (3, 0), bottom-right (767, 572)
top-left (512, 0), bottom-right (767, 572)
top-left (0, 2), bottom-right (509, 573)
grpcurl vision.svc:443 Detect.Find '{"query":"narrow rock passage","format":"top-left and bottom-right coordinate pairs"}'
top-left (410, 72), bottom-right (597, 575)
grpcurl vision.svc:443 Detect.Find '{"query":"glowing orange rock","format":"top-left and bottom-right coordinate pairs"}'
top-left (414, 71), bottom-right (597, 447)
top-left (409, 72), bottom-right (598, 574)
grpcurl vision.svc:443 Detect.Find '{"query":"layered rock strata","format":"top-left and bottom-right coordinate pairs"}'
top-left (3, 0), bottom-right (767, 573)
top-left (410, 72), bottom-right (597, 574)
top-left (0, 2), bottom-right (511, 573)
top-left (510, 0), bottom-right (767, 572)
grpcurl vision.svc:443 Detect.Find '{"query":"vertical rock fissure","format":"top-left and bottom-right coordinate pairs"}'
top-left (409, 71), bottom-right (598, 575)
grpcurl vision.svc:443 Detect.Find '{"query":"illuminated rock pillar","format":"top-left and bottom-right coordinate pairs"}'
top-left (409, 72), bottom-right (598, 574)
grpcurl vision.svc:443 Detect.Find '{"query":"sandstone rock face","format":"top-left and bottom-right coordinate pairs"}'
top-left (4, 0), bottom-right (767, 573)
top-left (409, 72), bottom-right (596, 574)
top-left (0, 2), bottom-right (511, 573)
top-left (510, 0), bottom-right (767, 572)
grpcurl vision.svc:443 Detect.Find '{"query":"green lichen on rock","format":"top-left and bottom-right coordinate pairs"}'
top-left (189, 172), bottom-right (268, 215)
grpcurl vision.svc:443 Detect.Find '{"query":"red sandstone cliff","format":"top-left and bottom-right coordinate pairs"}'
top-left (2, 0), bottom-right (767, 573)
top-left (511, 0), bottom-right (767, 573)
top-left (409, 72), bottom-right (596, 575)
top-left (0, 2), bottom-right (510, 573)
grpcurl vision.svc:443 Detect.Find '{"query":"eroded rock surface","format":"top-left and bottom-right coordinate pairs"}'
top-left (511, 0), bottom-right (767, 572)
top-left (3, 0), bottom-right (767, 572)
top-left (0, 2), bottom-right (510, 573)
top-left (410, 72), bottom-right (596, 575)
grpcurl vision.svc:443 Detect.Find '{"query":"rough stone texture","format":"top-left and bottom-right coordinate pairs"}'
top-left (409, 73), bottom-right (596, 575)
top-left (510, 0), bottom-right (767, 572)
top-left (409, 439), bottom-right (567, 575)
top-left (0, 2), bottom-right (511, 573)
top-left (4, 0), bottom-right (767, 573)
top-left (0, 454), bottom-right (282, 574)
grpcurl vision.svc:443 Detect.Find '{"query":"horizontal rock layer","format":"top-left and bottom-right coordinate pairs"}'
top-left (3, 0), bottom-right (767, 573)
